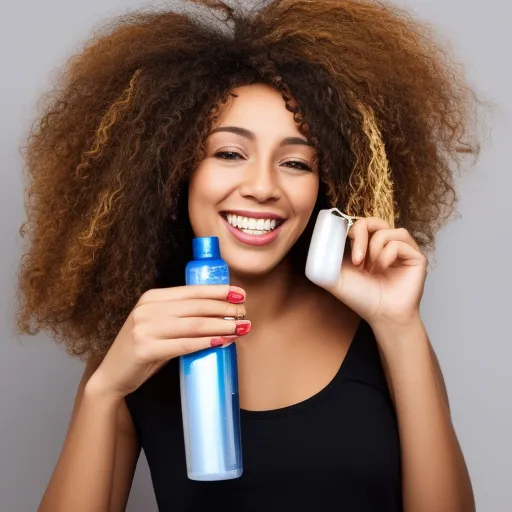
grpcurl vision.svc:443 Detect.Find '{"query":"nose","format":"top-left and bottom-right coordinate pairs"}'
top-left (238, 160), bottom-right (281, 203)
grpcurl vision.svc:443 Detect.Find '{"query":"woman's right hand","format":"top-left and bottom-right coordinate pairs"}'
top-left (87, 285), bottom-right (249, 400)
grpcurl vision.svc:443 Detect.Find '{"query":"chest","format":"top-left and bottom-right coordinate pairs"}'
top-left (239, 382), bottom-right (400, 485)
top-left (130, 366), bottom-right (401, 511)
top-left (234, 309), bottom-right (359, 412)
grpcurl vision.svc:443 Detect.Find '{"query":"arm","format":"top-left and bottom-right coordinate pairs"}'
top-left (38, 359), bottom-right (140, 512)
top-left (373, 317), bottom-right (475, 512)
top-left (37, 284), bottom-right (249, 511)
top-left (331, 217), bottom-right (474, 511)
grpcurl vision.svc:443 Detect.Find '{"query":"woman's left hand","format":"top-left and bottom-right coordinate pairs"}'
top-left (327, 217), bottom-right (428, 327)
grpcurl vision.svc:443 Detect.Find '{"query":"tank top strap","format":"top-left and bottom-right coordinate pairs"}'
top-left (337, 320), bottom-right (391, 395)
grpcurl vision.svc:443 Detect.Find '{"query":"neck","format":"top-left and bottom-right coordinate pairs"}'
top-left (230, 259), bottom-right (311, 326)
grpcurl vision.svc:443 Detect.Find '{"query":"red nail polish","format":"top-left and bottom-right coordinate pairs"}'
top-left (210, 337), bottom-right (225, 347)
top-left (235, 321), bottom-right (251, 336)
top-left (210, 336), bottom-right (238, 347)
top-left (227, 291), bottom-right (245, 304)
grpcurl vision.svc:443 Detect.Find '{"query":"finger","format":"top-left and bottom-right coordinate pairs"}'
top-left (149, 317), bottom-right (252, 339)
top-left (371, 240), bottom-right (425, 274)
top-left (368, 228), bottom-right (420, 269)
top-left (137, 285), bottom-right (246, 306)
top-left (138, 335), bottom-right (240, 361)
top-left (142, 299), bottom-right (246, 320)
top-left (348, 217), bottom-right (389, 265)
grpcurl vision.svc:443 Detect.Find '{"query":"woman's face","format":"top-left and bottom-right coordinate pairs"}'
top-left (188, 83), bottom-right (319, 278)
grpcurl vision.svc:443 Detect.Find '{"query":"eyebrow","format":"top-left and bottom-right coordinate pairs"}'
top-left (208, 126), bottom-right (313, 147)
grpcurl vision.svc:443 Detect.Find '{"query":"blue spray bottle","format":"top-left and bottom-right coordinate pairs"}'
top-left (179, 236), bottom-right (243, 481)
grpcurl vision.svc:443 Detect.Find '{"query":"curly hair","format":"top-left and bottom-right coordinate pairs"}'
top-left (15, 0), bottom-right (481, 359)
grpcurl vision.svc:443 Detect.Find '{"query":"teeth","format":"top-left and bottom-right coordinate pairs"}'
top-left (225, 214), bottom-right (281, 234)
top-left (243, 229), bottom-right (268, 235)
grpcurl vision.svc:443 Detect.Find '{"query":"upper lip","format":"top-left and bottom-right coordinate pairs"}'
top-left (222, 210), bottom-right (286, 221)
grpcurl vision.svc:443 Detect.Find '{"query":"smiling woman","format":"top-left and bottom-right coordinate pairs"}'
top-left (189, 84), bottom-right (319, 273)
top-left (14, 1), bottom-right (481, 511)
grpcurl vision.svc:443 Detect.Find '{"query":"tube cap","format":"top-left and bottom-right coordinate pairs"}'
top-left (192, 237), bottom-right (221, 260)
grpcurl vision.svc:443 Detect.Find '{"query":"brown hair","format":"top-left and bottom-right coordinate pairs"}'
top-left (15, 0), bottom-right (482, 358)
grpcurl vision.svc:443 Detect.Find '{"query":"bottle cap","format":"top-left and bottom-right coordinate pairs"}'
top-left (192, 237), bottom-right (221, 260)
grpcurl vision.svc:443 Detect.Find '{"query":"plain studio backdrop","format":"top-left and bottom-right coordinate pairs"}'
top-left (2, 1), bottom-right (511, 510)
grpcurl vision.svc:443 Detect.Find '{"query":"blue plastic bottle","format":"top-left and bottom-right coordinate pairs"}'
top-left (179, 236), bottom-right (243, 481)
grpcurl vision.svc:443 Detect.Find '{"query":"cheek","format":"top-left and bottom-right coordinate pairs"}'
top-left (190, 162), bottom-right (240, 201)
top-left (188, 164), bottom-right (236, 228)
top-left (288, 175), bottom-right (319, 219)
top-left (188, 167), bottom-right (210, 232)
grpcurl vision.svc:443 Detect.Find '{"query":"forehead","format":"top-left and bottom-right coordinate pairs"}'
top-left (212, 83), bottom-right (302, 135)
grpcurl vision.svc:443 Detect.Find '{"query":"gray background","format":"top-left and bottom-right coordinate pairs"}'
top-left (3, 1), bottom-right (511, 510)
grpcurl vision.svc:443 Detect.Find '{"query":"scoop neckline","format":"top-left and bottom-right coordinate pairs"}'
top-left (240, 319), bottom-right (364, 420)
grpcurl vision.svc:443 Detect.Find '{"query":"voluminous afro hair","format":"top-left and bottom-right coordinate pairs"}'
top-left (15, 0), bottom-right (482, 358)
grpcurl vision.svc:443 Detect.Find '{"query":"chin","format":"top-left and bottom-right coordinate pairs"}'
top-left (221, 251), bottom-right (287, 280)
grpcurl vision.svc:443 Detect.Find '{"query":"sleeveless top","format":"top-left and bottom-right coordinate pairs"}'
top-left (125, 320), bottom-right (402, 511)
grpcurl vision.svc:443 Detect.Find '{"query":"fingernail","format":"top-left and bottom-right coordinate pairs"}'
top-left (210, 336), bottom-right (238, 348)
top-left (227, 290), bottom-right (245, 304)
top-left (235, 320), bottom-right (252, 336)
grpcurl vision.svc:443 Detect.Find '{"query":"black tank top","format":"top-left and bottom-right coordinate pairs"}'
top-left (126, 321), bottom-right (402, 511)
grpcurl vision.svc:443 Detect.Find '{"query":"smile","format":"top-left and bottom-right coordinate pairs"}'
top-left (225, 213), bottom-right (282, 235)
top-left (221, 211), bottom-right (286, 247)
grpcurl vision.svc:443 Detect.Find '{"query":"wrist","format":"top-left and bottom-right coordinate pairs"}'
top-left (370, 316), bottom-right (432, 389)
top-left (369, 310), bottom-right (423, 335)
top-left (84, 371), bottom-right (125, 406)
top-left (370, 313), bottom-right (427, 351)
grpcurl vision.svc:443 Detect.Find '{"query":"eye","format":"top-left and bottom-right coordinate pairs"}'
top-left (282, 160), bottom-right (313, 172)
top-left (214, 151), bottom-right (245, 161)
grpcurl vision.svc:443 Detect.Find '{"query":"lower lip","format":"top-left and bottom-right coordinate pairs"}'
top-left (222, 217), bottom-right (284, 247)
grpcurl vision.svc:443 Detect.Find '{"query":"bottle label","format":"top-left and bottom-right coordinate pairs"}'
top-left (186, 263), bottom-right (229, 286)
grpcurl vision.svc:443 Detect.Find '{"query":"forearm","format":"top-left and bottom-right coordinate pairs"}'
top-left (38, 382), bottom-right (122, 512)
top-left (373, 318), bottom-right (475, 512)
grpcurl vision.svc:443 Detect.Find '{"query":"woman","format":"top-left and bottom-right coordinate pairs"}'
top-left (16, 0), bottom-right (480, 510)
